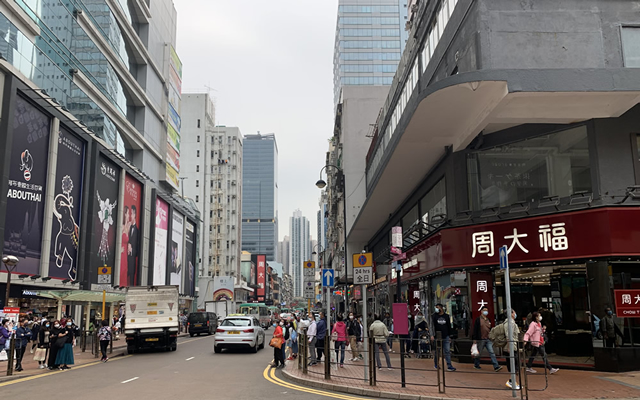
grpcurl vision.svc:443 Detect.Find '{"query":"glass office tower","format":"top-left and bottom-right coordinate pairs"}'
top-left (333, 0), bottom-right (408, 108)
top-left (242, 133), bottom-right (278, 261)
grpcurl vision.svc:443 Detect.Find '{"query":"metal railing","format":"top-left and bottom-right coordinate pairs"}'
top-left (296, 332), bottom-right (549, 399)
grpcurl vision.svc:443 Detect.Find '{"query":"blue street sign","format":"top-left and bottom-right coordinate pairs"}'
top-left (322, 268), bottom-right (335, 287)
top-left (499, 245), bottom-right (508, 270)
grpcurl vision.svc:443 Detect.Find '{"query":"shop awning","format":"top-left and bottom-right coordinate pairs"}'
top-left (34, 290), bottom-right (127, 303)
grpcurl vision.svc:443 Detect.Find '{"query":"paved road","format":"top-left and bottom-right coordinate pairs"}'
top-left (0, 333), bottom-right (371, 400)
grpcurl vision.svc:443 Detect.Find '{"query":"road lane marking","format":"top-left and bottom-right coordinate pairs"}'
top-left (121, 377), bottom-right (139, 384)
top-left (262, 366), bottom-right (372, 400)
top-left (185, 357), bottom-right (194, 361)
top-left (0, 355), bottom-right (132, 387)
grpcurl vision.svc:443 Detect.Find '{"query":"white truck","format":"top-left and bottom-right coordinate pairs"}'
top-left (124, 286), bottom-right (180, 353)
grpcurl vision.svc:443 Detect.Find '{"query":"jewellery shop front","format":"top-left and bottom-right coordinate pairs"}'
top-left (404, 207), bottom-right (640, 372)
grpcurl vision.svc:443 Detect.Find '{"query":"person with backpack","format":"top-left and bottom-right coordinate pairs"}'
top-left (524, 312), bottom-right (558, 374)
top-left (490, 309), bottom-right (521, 390)
top-left (98, 320), bottom-right (112, 362)
top-left (431, 303), bottom-right (456, 371)
top-left (472, 306), bottom-right (502, 371)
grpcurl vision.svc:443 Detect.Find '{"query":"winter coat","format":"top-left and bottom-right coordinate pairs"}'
top-left (331, 321), bottom-right (348, 342)
top-left (524, 321), bottom-right (543, 347)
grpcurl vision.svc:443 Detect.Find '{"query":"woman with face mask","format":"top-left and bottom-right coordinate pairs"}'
top-left (524, 312), bottom-right (558, 374)
top-left (270, 319), bottom-right (285, 369)
top-left (54, 319), bottom-right (75, 370)
top-left (47, 320), bottom-right (62, 370)
top-left (34, 320), bottom-right (51, 368)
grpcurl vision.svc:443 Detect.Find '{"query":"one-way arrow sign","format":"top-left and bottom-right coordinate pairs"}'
top-left (322, 268), bottom-right (334, 287)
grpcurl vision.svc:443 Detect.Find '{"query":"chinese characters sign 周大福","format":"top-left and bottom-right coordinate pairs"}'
top-left (614, 289), bottom-right (640, 317)
top-left (469, 272), bottom-right (495, 323)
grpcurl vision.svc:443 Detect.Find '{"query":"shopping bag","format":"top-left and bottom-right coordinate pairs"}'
top-left (471, 343), bottom-right (479, 357)
top-left (33, 348), bottom-right (47, 361)
top-left (0, 349), bottom-right (7, 361)
top-left (269, 337), bottom-right (283, 349)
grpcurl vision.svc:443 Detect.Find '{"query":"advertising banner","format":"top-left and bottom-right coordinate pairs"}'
top-left (4, 95), bottom-right (51, 275)
top-left (256, 254), bottom-right (266, 301)
top-left (469, 271), bottom-right (495, 323)
top-left (166, 163), bottom-right (179, 188)
top-left (168, 104), bottom-right (181, 132)
top-left (120, 174), bottom-right (142, 287)
top-left (167, 124), bottom-right (180, 152)
top-left (170, 211), bottom-right (184, 293)
top-left (167, 145), bottom-right (180, 171)
top-left (48, 128), bottom-right (84, 281)
top-left (168, 84), bottom-right (181, 114)
top-left (213, 276), bottom-right (234, 301)
top-left (170, 45), bottom-right (183, 79)
top-left (184, 220), bottom-right (196, 297)
top-left (153, 197), bottom-right (169, 285)
top-left (92, 155), bottom-right (120, 287)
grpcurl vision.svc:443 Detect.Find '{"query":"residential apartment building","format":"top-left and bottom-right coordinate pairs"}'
top-left (289, 210), bottom-right (311, 298)
top-left (241, 133), bottom-right (278, 261)
top-left (347, 0), bottom-right (640, 372)
top-left (0, 0), bottom-right (201, 312)
top-left (277, 236), bottom-right (290, 275)
top-left (333, 0), bottom-right (408, 108)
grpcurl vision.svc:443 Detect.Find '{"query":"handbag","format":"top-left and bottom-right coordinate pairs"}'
top-left (55, 336), bottom-right (67, 349)
top-left (269, 337), bottom-right (283, 349)
top-left (331, 331), bottom-right (338, 342)
top-left (471, 343), bottom-right (479, 357)
top-left (33, 348), bottom-right (47, 361)
top-left (0, 349), bottom-right (7, 361)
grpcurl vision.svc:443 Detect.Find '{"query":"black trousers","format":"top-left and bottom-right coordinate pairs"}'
top-left (48, 345), bottom-right (59, 368)
top-left (273, 345), bottom-right (284, 367)
top-left (316, 338), bottom-right (325, 361)
top-left (100, 340), bottom-right (109, 359)
top-left (15, 347), bottom-right (26, 369)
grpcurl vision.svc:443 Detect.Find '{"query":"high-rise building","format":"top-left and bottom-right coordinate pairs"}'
top-left (333, 0), bottom-right (408, 108)
top-left (179, 94), bottom-right (243, 287)
top-left (277, 236), bottom-right (291, 275)
top-left (241, 133), bottom-right (278, 261)
top-left (289, 210), bottom-right (311, 298)
top-left (0, 0), bottom-right (201, 311)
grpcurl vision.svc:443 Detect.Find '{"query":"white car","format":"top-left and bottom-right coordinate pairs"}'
top-left (214, 315), bottom-right (265, 353)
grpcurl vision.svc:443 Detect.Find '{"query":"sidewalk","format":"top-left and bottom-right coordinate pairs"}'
top-left (0, 332), bottom-right (189, 384)
top-left (282, 351), bottom-right (640, 400)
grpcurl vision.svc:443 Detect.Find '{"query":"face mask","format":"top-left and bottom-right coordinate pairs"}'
top-left (280, 322), bottom-right (284, 326)
top-left (54, 324), bottom-right (60, 328)
top-left (482, 311), bottom-right (488, 316)
top-left (66, 322), bottom-right (72, 326)
top-left (513, 313), bottom-right (517, 319)
top-left (273, 324), bottom-right (277, 327)
top-left (46, 324), bottom-right (50, 328)
top-left (435, 307), bottom-right (440, 313)
top-left (537, 316), bottom-right (542, 322)
top-left (607, 310), bottom-right (613, 315)
top-left (349, 316), bottom-right (354, 320)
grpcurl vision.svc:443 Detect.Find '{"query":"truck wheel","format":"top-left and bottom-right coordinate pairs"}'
top-left (214, 346), bottom-right (221, 354)
top-left (171, 343), bottom-right (177, 351)
top-left (190, 333), bottom-right (194, 337)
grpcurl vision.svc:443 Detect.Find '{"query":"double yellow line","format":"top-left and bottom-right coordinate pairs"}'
top-left (262, 366), bottom-right (372, 400)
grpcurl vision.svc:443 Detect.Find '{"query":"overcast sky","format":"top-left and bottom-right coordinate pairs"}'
top-left (174, 0), bottom-right (337, 242)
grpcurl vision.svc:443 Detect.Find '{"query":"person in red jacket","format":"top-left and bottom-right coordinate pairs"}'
top-left (271, 319), bottom-right (285, 369)
top-left (331, 315), bottom-right (348, 367)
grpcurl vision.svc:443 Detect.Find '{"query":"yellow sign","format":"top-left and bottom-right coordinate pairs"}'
top-left (304, 261), bottom-right (315, 269)
top-left (353, 253), bottom-right (373, 268)
top-left (98, 266), bottom-right (112, 275)
top-left (147, 311), bottom-right (158, 315)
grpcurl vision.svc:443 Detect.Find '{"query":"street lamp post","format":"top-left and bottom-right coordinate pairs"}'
top-left (316, 164), bottom-right (349, 313)
top-left (311, 244), bottom-right (324, 314)
top-left (3, 255), bottom-right (19, 376)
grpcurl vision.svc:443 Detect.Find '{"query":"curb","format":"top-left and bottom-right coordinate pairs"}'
top-left (0, 349), bottom-right (127, 384)
top-left (281, 368), bottom-right (468, 400)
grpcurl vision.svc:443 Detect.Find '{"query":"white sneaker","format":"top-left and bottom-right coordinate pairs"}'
top-left (550, 368), bottom-right (559, 374)
top-left (505, 381), bottom-right (521, 390)
top-left (39, 365), bottom-right (45, 369)
top-left (526, 367), bottom-right (537, 373)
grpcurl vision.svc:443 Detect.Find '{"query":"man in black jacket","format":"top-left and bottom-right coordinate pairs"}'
top-left (431, 303), bottom-right (456, 371)
top-left (347, 312), bottom-right (361, 361)
top-left (472, 305), bottom-right (502, 371)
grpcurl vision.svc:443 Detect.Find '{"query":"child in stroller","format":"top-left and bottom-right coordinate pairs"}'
top-left (417, 330), bottom-right (432, 358)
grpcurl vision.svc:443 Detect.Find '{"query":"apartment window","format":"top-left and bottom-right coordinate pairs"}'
top-left (196, 180), bottom-right (199, 187)
top-left (197, 150), bottom-right (200, 157)
top-left (197, 135), bottom-right (200, 142)
top-left (197, 119), bottom-right (201, 128)
top-left (195, 195), bottom-right (199, 202)
top-left (621, 27), bottom-right (640, 67)
top-left (196, 165), bottom-right (200, 172)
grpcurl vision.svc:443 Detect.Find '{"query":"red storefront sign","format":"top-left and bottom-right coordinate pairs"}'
top-left (257, 255), bottom-right (266, 301)
top-left (614, 289), bottom-right (640, 317)
top-left (409, 282), bottom-right (420, 315)
top-left (469, 272), bottom-right (495, 323)
top-left (440, 208), bottom-right (640, 269)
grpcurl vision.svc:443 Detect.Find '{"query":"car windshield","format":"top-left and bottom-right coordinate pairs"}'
top-left (221, 318), bottom-right (251, 327)
top-left (188, 314), bottom-right (206, 323)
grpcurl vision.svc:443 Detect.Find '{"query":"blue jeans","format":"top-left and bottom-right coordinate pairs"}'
top-left (474, 339), bottom-right (500, 369)
top-left (434, 337), bottom-right (453, 369)
top-left (334, 341), bottom-right (346, 364)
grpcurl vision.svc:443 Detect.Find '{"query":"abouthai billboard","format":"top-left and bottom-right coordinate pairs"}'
top-left (120, 174), bottom-right (142, 287)
top-left (4, 95), bottom-right (51, 275)
top-left (170, 210), bottom-right (184, 292)
top-left (91, 154), bottom-right (120, 287)
top-left (153, 197), bottom-right (169, 285)
top-left (48, 127), bottom-right (85, 281)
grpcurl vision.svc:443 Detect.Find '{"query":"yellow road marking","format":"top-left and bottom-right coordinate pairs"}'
top-left (262, 366), bottom-right (372, 400)
top-left (0, 355), bottom-right (132, 387)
